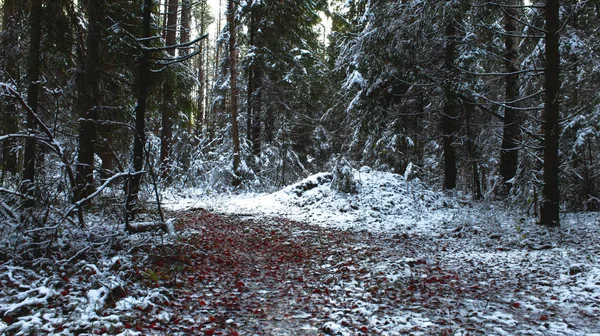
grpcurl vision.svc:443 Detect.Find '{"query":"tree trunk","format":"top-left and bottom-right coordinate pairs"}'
top-left (228, 0), bottom-right (241, 184)
top-left (247, 4), bottom-right (262, 156)
top-left (161, 0), bottom-right (168, 40)
top-left (76, 0), bottom-right (103, 201)
top-left (22, 0), bottom-right (42, 206)
top-left (442, 20), bottom-right (458, 190)
top-left (126, 0), bottom-right (152, 219)
top-left (159, 0), bottom-right (179, 176)
top-left (464, 99), bottom-right (482, 200)
top-left (540, 0), bottom-right (561, 226)
top-left (1, 0), bottom-right (19, 176)
top-left (195, 0), bottom-right (206, 134)
top-left (208, 0), bottom-right (223, 141)
top-left (180, 0), bottom-right (193, 131)
top-left (247, 11), bottom-right (254, 143)
top-left (265, 103), bottom-right (274, 144)
top-left (180, 0), bottom-right (191, 55)
top-left (499, 0), bottom-right (522, 192)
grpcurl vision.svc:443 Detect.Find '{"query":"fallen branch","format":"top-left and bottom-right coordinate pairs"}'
top-left (126, 218), bottom-right (176, 235)
top-left (63, 171), bottom-right (143, 221)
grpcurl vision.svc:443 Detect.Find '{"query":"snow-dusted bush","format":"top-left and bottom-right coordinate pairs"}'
top-left (331, 157), bottom-right (358, 194)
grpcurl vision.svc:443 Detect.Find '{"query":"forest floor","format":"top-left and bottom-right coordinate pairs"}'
top-left (1, 169), bottom-right (600, 335)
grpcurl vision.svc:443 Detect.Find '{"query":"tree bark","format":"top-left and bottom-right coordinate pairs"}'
top-left (228, 0), bottom-right (241, 184)
top-left (76, 0), bottom-right (103, 201)
top-left (442, 20), bottom-right (458, 190)
top-left (22, 0), bottom-right (42, 206)
top-left (195, 0), bottom-right (206, 133)
top-left (499, 0), bottom-right (522, 192)
top-left (161, 0), bottom-right (169, 40)
top-left (247, 4), bottom-right (262, 156)
top-left (1, 0), bottom-right (19, 175)
top-left (464, 99), bottom-right (482, 200)
top-left (180, 0), bottom-right (191, 55)
top-left (126, 0), bottom-right (152, 219)
top-left (159, 0), bottom-right (179, 176)
top-left (540, 0), bottom-right (561, 226)
top-left (208, 0), bottom-right (223, 141)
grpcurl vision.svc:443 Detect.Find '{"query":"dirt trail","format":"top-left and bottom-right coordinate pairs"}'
top-left (118, 210), bottom-right (597, 335)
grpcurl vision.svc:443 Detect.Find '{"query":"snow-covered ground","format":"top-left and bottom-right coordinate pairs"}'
top-left (164, 168), bottom-right (600, 335)
top-left (2, 168), bottom-right (599, 335)
top-left (167, 168), bottom-right (469, 234)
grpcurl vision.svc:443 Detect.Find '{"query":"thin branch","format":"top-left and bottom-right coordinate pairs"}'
top-left (63, 171), bottom-right (144, 220)
top-left (0, 84), bottom-right (79, 209)
top-left (454, 65), bottom-right (544, 77)
top-left (474, 92), bottom-right (545, 111)
top-left (142, 33), bottom-right (208, 52)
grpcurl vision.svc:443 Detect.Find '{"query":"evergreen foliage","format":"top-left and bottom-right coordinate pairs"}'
top-left (0, 0), bottom-right (599, 233)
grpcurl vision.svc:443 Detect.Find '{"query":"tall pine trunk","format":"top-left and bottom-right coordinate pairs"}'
top-left (540, 0), bottom-right (561, 226)
top-left (195, 0), bottom-right (206, 133)
top-left (159, 0), bottom-right (179, 176)
top-left (76, 0), bottom-right (103, 201)
top-left (180, 0), bottom-right (191, 54)
top-left (247, 4), bottom-right (262, 156)
top-left (465, 99), bottom-right (482, 200)
top-left (228, 0), bottom-right (241, 184)
top-left (208, 0), bottom-right (223, 141)
top-left (442, 20), bottom-right (458, 190)
top-left (126, 0), bottom-right (152, 219)
top-left (1, 0), bottom-right (19, 176)
top-left (499, 0), bottom-right (522, 192)
top-left (22, 0), bottom-right (42, 206)
top-left (180, 0), bottom-right (192, 131)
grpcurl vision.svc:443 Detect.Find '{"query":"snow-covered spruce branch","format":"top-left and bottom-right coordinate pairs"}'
top-left (151, 50), bottom-right (200, 72)
top-left (472, 2), bottom-right (546, 10)
top-left (0, 200), bottom-right (17, 219)
top-left (141, 33), bottom-right (208, 52)
top-left (0, 187), bottom-right (33, 199)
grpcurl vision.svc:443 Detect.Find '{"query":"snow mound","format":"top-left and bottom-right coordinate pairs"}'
top-left (180, 167), bottom-right (466, 234)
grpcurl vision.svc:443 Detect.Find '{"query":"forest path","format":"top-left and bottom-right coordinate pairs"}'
top-left (121, 209), bottom-right (597, 335)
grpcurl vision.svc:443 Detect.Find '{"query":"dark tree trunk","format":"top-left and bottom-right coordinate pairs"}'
top-left (228, 0), bottom-right (241, 183)
top-left (180, 0), bottom-right (193, 131)
top-left (97, 141), bottom-right (115, 182)
top-left (499, 0), bottom-right (522, 192)
top-left (75, 0), bottom-right (103, 201)
top-left (195, 0), bottom-right (206, 134)
top-left (159, 0), bottom-right (179, 176)
top-left (161, 0), bottom-right (168, 40)
top-left (196, 43), bottom-right (205, 131)
top-left (247, 4), bottom-right (263, 156)
top-left (22, 0), bottom-right (42, 206)
top-left (442, 20), bottom-right (459, 190)
top-left (126, 0), bottom-right (152, 219)
top-left (180, 0), bottom-right (191, 55)
top-left (208, 0), bottom-right (223, 141)
top-left (1, 0), bottom-right (19, 176)
top-left (464, 99), bottom-right (482, 200)
top-left (265, 103), bottom-right (274, 144)
top-left (247, 12), bottom-right (254, 143)
top-left (540, 0), bottom-right (561, 226)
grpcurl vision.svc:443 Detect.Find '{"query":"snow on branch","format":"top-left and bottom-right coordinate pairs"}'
top-left (0, 83), bottom-right (78, 205)
top-left (142, 33), bottom-right (208, 52)
top-left (63, 171), bottom-right (144, 221)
